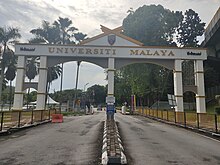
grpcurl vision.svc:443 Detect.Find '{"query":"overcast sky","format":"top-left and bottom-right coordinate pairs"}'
top-left (0, 0), bottom-right (219, 92)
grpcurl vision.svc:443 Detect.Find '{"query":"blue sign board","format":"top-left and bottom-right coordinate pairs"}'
top-left (106, 104), bottom-right (115, 112)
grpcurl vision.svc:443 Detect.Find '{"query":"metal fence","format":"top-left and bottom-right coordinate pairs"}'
top-left (0, 109), bottom-right (57, 132)
top-left (135, 107), bottom-right (220, 133)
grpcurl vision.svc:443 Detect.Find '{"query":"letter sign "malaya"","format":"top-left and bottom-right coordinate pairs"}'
top-left (130, 49), bottom-right (175, 56)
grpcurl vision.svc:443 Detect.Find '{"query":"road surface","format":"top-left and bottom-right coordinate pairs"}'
top-left (115, 113), bottom-right (220, 165)
top-left (0, 111), bottom-right (105, 165)
top-left (1, 111), bottom-right (220, 165)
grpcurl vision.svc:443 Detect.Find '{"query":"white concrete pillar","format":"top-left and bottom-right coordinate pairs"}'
top-left (195, 60), bottom-right (206, 113)
top-left (36, 56), bottom-right (47, 110)
top-left (12, 56), bottom-right (25, 110)
top-left (173, 60), bottom-right (184, 112)
top-left (107, 58), bottom-right (115, 96)
top-left (106, 58), bottom-right (115, 120)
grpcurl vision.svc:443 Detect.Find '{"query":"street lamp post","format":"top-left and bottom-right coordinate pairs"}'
top-left (84, 83), bottom-right (89, 92)
top-left (74, 61), bottom-right (81, 110)
top-left (83, 83), bottom-right (89, 113)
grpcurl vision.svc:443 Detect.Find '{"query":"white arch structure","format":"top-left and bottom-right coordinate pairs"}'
top-left (13, 25), bottom-right (207, 118)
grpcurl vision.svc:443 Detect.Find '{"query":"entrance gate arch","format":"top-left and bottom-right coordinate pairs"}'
top-left (13, 25), bottom-right (207, 119)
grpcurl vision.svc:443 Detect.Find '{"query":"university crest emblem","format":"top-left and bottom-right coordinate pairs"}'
top-left (108, 34), bottom-right (116, 45)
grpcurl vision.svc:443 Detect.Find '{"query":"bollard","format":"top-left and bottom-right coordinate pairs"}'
top-left (197, 113), bottom-right (200, 129)
top-left (31, 109), bottom-right (34, 124)
top-left (214, 114), bottom-right (218, 133)
top-left (0, 112), bottom-right (3, 131)
top-left (184, 111), bottom-right (186, 128)
top-left (18, 111), bottom-right (21, 128)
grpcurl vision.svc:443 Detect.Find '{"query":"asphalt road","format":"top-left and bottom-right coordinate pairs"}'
top-left (0, 111), bottom-right (105, 165)
top-left (1, 111), bottom-right (220, 165)
top-left (115, 113), bottom-right (220, 165)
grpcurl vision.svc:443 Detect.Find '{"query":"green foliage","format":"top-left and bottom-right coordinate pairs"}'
top-left (26, 57), bottom-right (38, 81)
top-left (50, 85), bottom-right (106, 106)
top-left (53, 17), bottom-right (87, 44)
top-left (87, 85), bottom-right (106, 105)
top-left (47, 65), bottom-right (62, 84)
top-left (5, 64), bottom-right (16, 81)
top-left (204, 65), bottom-right (220, 88)
top-left (29, 17), bottom-right (87, 96)
top-left (29, 20), bottom-right (60, 44)
top-left (24, 91), bottom-right (37, 103)
top-left (215, 106), bottom-right (220, 115)
top-left (115, 63), bottom-right (171, 106)
top-left (51, 89), bottom-right (80, 103)
top-left (116, 5), bottom-right (206, 107)
top-left (123, 4), bottom-right (183, 46)
top-left (177, 9), bottom-right (205, 47)
top-left (0, 26), bottom-right (21, 102)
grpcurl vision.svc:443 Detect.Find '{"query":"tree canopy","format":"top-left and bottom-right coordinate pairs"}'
top-left (177, 9), bottom-right (205, 47)
top-left (114, 4), bottom-right (206, 106)
top-left (123, 4), bottom-right (183, 46)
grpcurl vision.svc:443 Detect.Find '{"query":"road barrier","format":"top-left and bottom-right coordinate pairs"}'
top-left (52, 114), bottom-right (63, 123)
top-left (101, 120), bottom-right (127, 165)
top-left (135, 107), bottom-right (220, 134)
top-left (0, 109), bottom-right (57, 132)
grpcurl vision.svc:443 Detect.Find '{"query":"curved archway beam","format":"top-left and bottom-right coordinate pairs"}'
top-left (23, 82), bottom-right (38, 91)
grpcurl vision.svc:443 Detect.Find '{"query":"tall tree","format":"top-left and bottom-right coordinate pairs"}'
top-left (119, 5), bottom-right (181, 106)
top-left (5, 48), bottom-right (16, 110)
top-left (26, 57), bottom-right (38, 82)
top-left (87, 85), bottom-right (107, 105)
top-left (177, 9), bottom-right (205, 47)
top-left (53, 17), bottom-right (87, 110)
top-left (123, 4), bottom-right (183, 46)
top-left (0, 26), bottom-right (21, 104)
top-left (47, 65), bottom-right (62, 94)
top-left (53, 17), bottom-right (78, 44)
top-left (25, 57), bottom-right (38, 109)
top-left (29, 17), bottom-right (87, 111)
top-left (29, 20), bottom-right (60, 44)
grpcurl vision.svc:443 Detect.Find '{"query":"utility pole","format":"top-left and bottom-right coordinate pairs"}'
top-left (74, 61), bottom-right (81, 110)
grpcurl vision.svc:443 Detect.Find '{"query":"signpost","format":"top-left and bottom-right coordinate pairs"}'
top-left (106, 96), bottom-right (115, 120)
top-left (167, 94), bottom-right (177, 122)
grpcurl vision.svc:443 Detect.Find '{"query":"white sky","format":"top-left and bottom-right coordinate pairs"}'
top-left (0, 0), bottom-right (219, 92)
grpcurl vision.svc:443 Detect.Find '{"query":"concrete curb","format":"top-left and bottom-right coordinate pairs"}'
top-left (101, 120), bottom-right (127, 165)
top-left (102, 121), bottom-right (108, 164)
top-left (0, 120), bottom-right (51, 136)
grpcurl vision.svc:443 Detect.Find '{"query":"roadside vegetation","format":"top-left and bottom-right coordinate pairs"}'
top-left (0, 4), bottom-right (219, 112)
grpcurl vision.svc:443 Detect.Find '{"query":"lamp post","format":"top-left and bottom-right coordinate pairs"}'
top-left (74, 61), bottom-right (81, 110)
top-left (84, 83), bottom-right (89, 92)
top-left (83, 83), bottom-right (89, 112)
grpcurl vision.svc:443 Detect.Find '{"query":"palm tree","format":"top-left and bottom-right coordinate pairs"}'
top-left (29, 20), bottom-right (60, 44)
top-left (0, 26), bottom-right (21, 105)
top-left (26, 57), bottom-right (38, 81)
top-left (47, 65), bottom-right (62, 93)
top-left (46, 65), bottom-right (62, 109)
top-left (5, 63), bottom-right (16, 110)
top-left (53, 17), bottom-right (78, 96)
top-left (30, 17), bottom-right (87, 111)
top-left (53, 17), bottom-right (78, 44)
top-left (26, 57), bottom-right (38, 109)
top-left (74, 32), bottom-right (87, 43)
